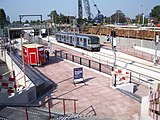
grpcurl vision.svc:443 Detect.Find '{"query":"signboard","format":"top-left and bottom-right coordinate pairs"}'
top-left (73, 67), bottom-right (83, 80)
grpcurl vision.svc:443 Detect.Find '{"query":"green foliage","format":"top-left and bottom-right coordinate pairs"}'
top-left (150, 5), bottom-right (160, 21)
top-left (110, 10), bottom-right (126, 23)
top-left (0, 8), bottom-right (7, 28)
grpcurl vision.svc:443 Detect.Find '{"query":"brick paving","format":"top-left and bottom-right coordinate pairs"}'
top-left (35, 54), bottom-right (149, 120)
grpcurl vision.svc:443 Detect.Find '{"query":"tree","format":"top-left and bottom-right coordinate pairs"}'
top-left (0, 9), bottom-right (7, 28)
top-left (104, 16), bottom-right (111, 24)
top-left (135, 13), bottom-right (148, 24)
top-left (6, 15), bottom-right (10, 24)
top-left (48, 10), bottom-right (59, 24)
top-left (150, 5), bottom-right (160, 22)
top-left (110, 10), bottom-right (126, 24)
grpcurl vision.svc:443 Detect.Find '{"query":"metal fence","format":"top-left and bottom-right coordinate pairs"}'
top-left (55, 50), bottom-right (112, 75)
top-left (54, 50), bottom-right (160, 86)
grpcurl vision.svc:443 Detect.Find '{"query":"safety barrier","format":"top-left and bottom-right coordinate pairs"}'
top-left (111, 67), bottom-right (131, 87)
top-left (0, 75), bottom-right (16, 95)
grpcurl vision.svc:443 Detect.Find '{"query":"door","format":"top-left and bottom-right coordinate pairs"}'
top-left (30, 52), bottom-right (37, 65)
top-left (83, 38), bottom-right (87, 48)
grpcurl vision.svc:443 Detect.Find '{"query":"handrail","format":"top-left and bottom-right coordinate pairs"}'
top-left (0, 97), bottom-right (78, 120)
top-left (0, 97), bottom-right (78, 107)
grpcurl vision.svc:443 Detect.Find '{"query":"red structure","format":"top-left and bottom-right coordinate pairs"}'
top-left (22, 44), bottom-right (46, 66)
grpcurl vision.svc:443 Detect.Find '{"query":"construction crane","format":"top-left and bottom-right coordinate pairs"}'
top-left (92, 3), bottom-right (104, 23)
top-left (78, 0), bottom-right (104, 23)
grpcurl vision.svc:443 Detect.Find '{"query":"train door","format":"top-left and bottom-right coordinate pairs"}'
top-left (61, 35), bottom-right (64, 42)
top-left (83, 38), bottom-right (87, 48)
top-left (30, 52), bottom-right (37, 65)
top-left (77, 37), bottom-right (79, 46)
top-left (64, 35), bottom-right (66, 43)
top-left (70, 36), bottom-right (73, 44)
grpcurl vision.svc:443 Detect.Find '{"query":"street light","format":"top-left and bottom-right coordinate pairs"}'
top-left (138, 5), bottom-right (143, 24)
top-left (154, 32), bottom-right (159, 65)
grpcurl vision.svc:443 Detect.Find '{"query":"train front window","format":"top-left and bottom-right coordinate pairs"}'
top-left (90, 37), bottom-right (99, 44)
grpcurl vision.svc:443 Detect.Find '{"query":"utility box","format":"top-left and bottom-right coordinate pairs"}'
top-left (22, 44), bottom-right (46, 66)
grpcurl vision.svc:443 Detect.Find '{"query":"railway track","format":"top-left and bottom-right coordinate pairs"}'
top-left (44, 37), bottom-right (160, 85)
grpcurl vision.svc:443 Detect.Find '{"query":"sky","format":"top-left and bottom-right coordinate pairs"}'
top-left (0, 0), bottom-right (160, 22)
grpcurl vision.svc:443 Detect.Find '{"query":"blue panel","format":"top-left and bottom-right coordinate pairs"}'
top-left (83, 38), bottom-right (87, 47)
top-left (70, 36), bottom-right (72, 44)
top-left (77, 37), bottom-right (79, 45)
top-left (64, 35), bottom-right (66, 43)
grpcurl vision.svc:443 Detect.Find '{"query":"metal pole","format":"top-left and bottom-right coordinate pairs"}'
top-left (25, 107), bottom-right (29, 120)
top-left (73, 19), bottom-right (76, 47)
top-left (20, 34), bottom-right (26, 87)
top-left (48, 99), bottom-right (51, 119)
top-left (8, 28), bottom-right (14, 72)
top-left (74, 100), bottom-right (76, 114)
top-left (48, 24), bottom-right (50, 49)
top-left (154, 32), bottom-right (159, 65)
top-left (63, 99), bottom-right (66, 115)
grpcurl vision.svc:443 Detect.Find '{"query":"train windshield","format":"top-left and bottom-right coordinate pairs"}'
top-left (90, 36), bottom-right (99, 44)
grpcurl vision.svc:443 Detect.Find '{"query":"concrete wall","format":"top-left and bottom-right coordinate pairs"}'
top-left (99, 35), bottom-right (160, 50)
top-left (0, 50), bottom-right (37, 104)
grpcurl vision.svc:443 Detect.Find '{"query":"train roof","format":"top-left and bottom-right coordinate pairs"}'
top-left (23, 43), bottom-right (44, 48)
top-left (56, 32), bottom-right (99, 39)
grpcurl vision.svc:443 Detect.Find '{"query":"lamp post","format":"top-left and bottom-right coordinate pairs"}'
top-left (7, 28), bottom-right (14, 73)
top-left (154, 32), bottom-right (159, 65)
top-left (111, 30), bottom-right (117, 67)
top-left (138, 5), bottom-right (143, 24)
top-left (20, 34), bottom-right (26, 87)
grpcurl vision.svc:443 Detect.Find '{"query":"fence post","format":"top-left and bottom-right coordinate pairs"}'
top-left (25, 107), bottom-right (29, 120)
top-left (74, 100), bottom-right (76, 114)
top-left (48, 99), bottom-right (51, 119)
top-left (63, 99), bottom-right (66, 115)
top-left (66, 53), bottom-right (68, 60)
top-left (72, 55), bottom-right (74, 62)
top-left (80, 57), bottom-right (82, 65)
top-left (55, 50), bottom-right (57, 57)
top-left (114, 74), bottom-right (116, 87)
top-left (60, 51), bottom-right (62, 58)
top-left (99, 63), bottom-right (101, 72)
top-left (89, 60), bottom-right (91, 68)
top-left (129, 72), bottom-right (132, 83)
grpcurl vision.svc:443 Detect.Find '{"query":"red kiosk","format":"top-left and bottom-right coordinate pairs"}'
top-left (22, 44), bottom-right (46, 66)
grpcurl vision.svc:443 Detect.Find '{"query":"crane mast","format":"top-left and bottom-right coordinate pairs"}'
top-left (78, 0), bottom-right (83, 19)
top-left (83, 0), bottom-right (92, 20)
top-left (78, 0), bottom-right (104, 23)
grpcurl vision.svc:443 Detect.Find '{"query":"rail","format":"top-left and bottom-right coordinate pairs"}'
top-left (55, 50), bottom-right (159, 86)
top-left (0, 97), bottom-right (78, 120)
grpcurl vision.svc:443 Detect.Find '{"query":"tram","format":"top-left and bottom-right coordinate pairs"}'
top-left (55, 32), bottom-right (101, 51)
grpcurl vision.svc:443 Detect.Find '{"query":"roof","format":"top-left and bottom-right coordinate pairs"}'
top-left (23, 43), bottom-right (44, 48)
top-left (56, 32), bottom-right (99, 39)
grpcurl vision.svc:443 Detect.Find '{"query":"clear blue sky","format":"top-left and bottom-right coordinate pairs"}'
top-left (0, 0), bottom-right (159, 22)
